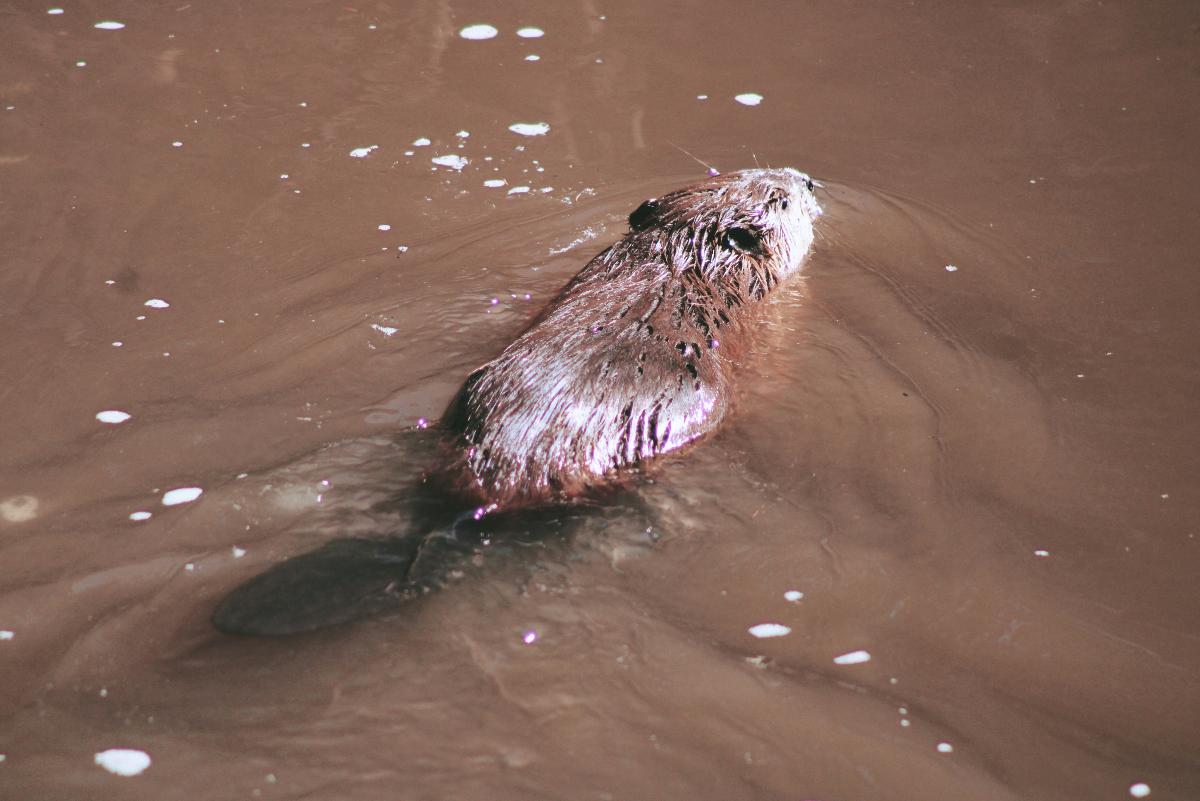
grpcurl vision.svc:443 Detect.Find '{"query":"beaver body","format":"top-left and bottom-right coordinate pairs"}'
top-left (211, 168), bottom-right (821, 636)
top-left (442, 168), bottom-right (821, 508)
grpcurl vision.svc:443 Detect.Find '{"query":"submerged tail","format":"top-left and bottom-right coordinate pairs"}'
top-left (211, 516), bottom-right (482, 636)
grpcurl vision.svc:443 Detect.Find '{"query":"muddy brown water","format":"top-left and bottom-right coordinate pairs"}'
top-left (2, 1), bottom-right (1199, 799)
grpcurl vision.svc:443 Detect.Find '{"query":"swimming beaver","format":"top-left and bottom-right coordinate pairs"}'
top-left (212, 168), bottom-right (821, 635)
top-left (439, 167), bottom-right (821, 509)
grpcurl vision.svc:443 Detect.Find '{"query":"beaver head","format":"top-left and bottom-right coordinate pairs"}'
top-left (623, 167), bottom-right (821, 300)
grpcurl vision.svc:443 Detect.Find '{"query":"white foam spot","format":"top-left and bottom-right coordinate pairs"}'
top-left (161, 487), bottom-right (203, 506)
top-left (129, 511), bottom-right (152, 521)
top-left (734, 93), bottom-right (764, 106)
top-left (748, 623), bottom-right (791, 639)
top-left (412, 137), bottom-right (431, 146)
top-left (1, 496), bottom-right (39, 523)
top-left (432, 155), bottom-right (468, 171)
top-left (48, 7), bottom-right (65, 14)
top-left (507, 186), bottom-right (530, 195)
top-left (945, 264), bottom-right (959, 272)
top-left (370, 323), bottom-right (398, 336)
top-left (524, 54), bottom-right (541, 62)
top-left (456, 130), bottom-right (470, 138)
top-left (697, 94), bottom-right (709, 100)
top-left (459, 24), bottom-right (498, 40)
top-left (143, 298), bottom-right (169, 309)
top-left (94, 21), bottom-right (126, 30)
top-left (76, 61), bottom-right (86, 67)
top-left (1129, 783), bottom-right (1151, 798)
top-left (508, 122), bottom-right (550, 136)
top-left (231, 546), bottom-right (246, 558)
top-left (349, 145), bottom-right (378, 158)
top-left (833, 649), bottom-right (872, 665)
top-left (377, 223), bottom-right (391, 231)
top-left (937, 742), bottom-right (954, 754)
top-left (516, 27), bottom-right (545, 38)
top-left (783, 590), bottom-right (804, 602)
top-left (0, 630), bottom-right (13, 640)
top-left (94, 749), bottom-right (151, 777)
top-left (171, 141), bottom-right (183, 148)
top-left (483, 179), bottom-right (507, 188)
top-left (96, 410), bottom-right (131, 424)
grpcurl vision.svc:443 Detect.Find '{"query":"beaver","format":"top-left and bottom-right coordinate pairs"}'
top-left (439, 167), bottom-right (821, 509)
top-left (212, 168), bottom-right (821, 635)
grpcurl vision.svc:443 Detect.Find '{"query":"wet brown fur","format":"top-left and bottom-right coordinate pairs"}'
top-left (439, 168), bottom-right (821, 509)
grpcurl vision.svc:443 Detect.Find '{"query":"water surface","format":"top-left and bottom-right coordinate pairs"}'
top-left (1, 1), bottom-right (1198, 799)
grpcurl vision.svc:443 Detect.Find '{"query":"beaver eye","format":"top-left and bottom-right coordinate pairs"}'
top-left (724, 226), bottom-right (761, 254)
top-left (779, 198), bottom-right (790, 210)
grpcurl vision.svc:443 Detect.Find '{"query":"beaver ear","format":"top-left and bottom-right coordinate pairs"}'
top-left (724, 226), bottom-right (763, 255)
top-left (628, 198), bottom-right (660, 232)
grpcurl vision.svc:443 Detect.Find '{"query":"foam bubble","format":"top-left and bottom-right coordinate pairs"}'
top-left (833, 649), bottom-right (872, 665)
top-left (734, 93), bottom-right (764, 106)
top-left (432, 155), bottom-right (468, 171)
top-left (94, 21), bottom-right (125, 30)
top-left (1130, 783), bottom-right (1151, 798)
top-left (507, 186), bottom-right (531, 195)
top-left (94, 749), bottom-right (150, 777)
top-left (143, 298), bottom-right (169, 309)
top-left (162, 487), bottom-right (203, 506)
top-left (783, 590), bottom-right (804, 602)
top-left (48, 7), bottom-right (65, 14)
top-left (748, 623), bottom-right (791, 639)
top-left (459, 24), bottom-right (498, 40)
top-left (349, 145), bottom-right (378, 158)
top-left (129, 511), bottom-right (152, 521)
top-left (0, 631), bottom-right (13, 640)
top-left (483, 179), bottom-right (507, 188)
top-left (524, 54), bottom-right (541, 62)
top-left (96, 410), bottom-right (131, 424)
top-left (937, 742), bottom-right (954, 754)
top-left (516, 27), bottom-right (545, 38)
top-left (0, 496), bottom-right (39, 523)
top-left (508, 122), bottom-right (550, 136)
